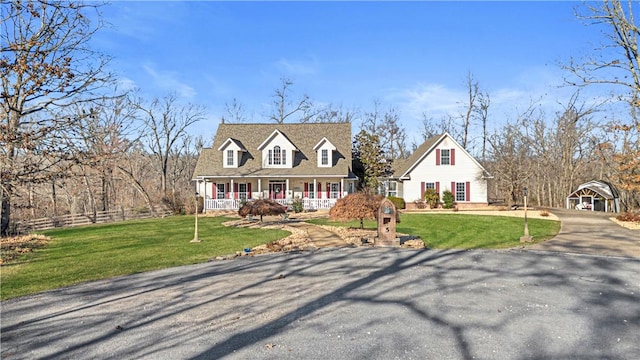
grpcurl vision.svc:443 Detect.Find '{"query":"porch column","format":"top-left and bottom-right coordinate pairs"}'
top-left (286, 179), bottom-right (290, 198)
top-left (340, 178), bottom-right (344, 198)
top-left (258, 179), bottom-right (262, 197)
top-left (314, 179), bottom-right (317, 199)
top-left (230, 179), bottom-right (234, 199)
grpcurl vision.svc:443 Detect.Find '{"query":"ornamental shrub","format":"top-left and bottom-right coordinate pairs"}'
top-left (387, 196), bottom-right (405, 209)
top-left (291, 197), bottom-right (304, 213)
top-left (423, 188), bottom-right (440, 209)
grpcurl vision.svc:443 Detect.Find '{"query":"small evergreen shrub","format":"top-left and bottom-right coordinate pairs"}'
top-left (442, 190), bottom-right (455, 209)
top-left (387, 196), bottom-right (405, 209)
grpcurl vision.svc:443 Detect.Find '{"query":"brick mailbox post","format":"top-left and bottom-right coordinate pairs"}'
top-left (376, 198), bottom-right (399, 246)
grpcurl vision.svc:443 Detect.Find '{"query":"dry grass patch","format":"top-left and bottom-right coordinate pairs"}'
top-left (1, 234), bottom-right (50, 265)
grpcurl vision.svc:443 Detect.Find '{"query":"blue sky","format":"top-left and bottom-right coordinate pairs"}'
top-left (93, 1), bottom-right (609, 146)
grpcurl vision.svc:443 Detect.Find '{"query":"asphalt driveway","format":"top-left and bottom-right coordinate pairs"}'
top-left (2, 247), bottom-right (639, 359)
top-left (529, 209), bottom-right (640, 258)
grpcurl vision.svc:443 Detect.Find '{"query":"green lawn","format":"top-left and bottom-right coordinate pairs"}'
top-left (1, 216), bottom-right (288, 300)
top-left (308, 213), bottom-right (560, 249)
top-left (1, 213), bottom-right (560, 301)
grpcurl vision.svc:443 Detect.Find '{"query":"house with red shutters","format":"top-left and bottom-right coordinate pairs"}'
top-left (192, 122), bottom-right (357, 211)
top-left (382, 133), bottom-right (491, 209)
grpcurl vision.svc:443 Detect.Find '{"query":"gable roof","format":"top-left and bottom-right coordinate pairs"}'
top-left (313, 137), bottom-right (336, 151)
top-left (217, 138), bottom-right (247, 152)
top-left (391, 133), bottom-right (491, 179)
top-left (193, 122), bottom-right (353, 178)
top-left (257, 129), bottom-right (298, 151)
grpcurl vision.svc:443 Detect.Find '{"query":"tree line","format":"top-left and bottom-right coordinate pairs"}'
top-left (2, 0), bottom-right (639, 236)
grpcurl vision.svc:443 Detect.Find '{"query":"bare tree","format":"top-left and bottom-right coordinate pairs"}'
top-left (475, 91), bottom-right (491, 161)
top-left (269, 77), bottom-right (314, 123)
top-left (1, 0), bottom-right (113, 235)
top-left (224, 98), bottom-right (248, 123)
top-left (361, 101), bottom-right (409, 161)
top-left (137, 93), bottom-right (205, 199)
top-left (311, 104), bottom-right (358, 123)
top-left (565, 0), bottom-right (640, 208)
top-left (461, 71), bottom-right (479, 149)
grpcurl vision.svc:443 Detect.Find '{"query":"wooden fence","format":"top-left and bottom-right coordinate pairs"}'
top-left (15, 206), bottom-right (173, 234)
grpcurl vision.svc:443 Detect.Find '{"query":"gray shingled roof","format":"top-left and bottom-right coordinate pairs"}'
top-left (193, 122), bottom-right (353, 178)
top-left (391, 134), bottom-right (443, 178)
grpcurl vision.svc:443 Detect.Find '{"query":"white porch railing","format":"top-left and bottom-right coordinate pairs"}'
top-left (204, 199), bottom-right (242, 210)
top-left (204, 198), bottom-right (338, 211)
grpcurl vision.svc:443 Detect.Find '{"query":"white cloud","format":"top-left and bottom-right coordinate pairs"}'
top-left (142, 64), bottom-right (197, 99)
top-left (275, 57), bottom-right (319, 76)
top-left (116, 77), bottom-right (137, 92)
top-left (388, 83), bottom-right (466, 121)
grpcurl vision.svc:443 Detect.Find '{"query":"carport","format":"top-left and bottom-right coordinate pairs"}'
top-left (566, 180), bottom-right (620, 213)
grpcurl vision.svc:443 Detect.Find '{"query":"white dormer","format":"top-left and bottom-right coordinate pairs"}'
top-left (257, 129), bottom-right (297, 169)
top-left (218, 138), bottom-right (246, 168)
top-left (313, 137), bottom-right (336, 168)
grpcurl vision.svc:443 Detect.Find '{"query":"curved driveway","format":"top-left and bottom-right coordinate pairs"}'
top-left (529, 209), bottom-right (639, 258)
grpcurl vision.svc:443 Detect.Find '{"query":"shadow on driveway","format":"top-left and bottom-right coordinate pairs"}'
top-left (2, 247), bottom-right (639, 359)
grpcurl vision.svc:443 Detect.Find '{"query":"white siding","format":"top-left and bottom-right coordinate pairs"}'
top-left (402, 136), bottom-right (488, 203)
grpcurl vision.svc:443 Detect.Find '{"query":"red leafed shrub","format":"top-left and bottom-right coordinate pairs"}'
top-left (329, 193), bottom-right (383, 229)
top-left (616, 211), bottom-right (640, 222)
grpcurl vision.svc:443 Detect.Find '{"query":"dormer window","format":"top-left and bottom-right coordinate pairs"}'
top-left (258, 129), bottom-right (297, 169)
top-left (218, 138), bottom-right (245, 169)
top-left (314, 137), bottom-right (336, 168)
top-left (227, 149), bottom-right (234, 166)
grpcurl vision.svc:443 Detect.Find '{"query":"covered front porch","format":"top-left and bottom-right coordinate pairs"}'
top-left (194, 176), bottom-right (356, 211)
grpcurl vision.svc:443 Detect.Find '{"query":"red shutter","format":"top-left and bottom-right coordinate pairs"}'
top-left (212, 183), bottom-right (217, 198)
top-left (247, 183), bottom-right (252, 199)
top-left (451, 148), bottom-right (456, 166)
top-left (326, 183), bottom-right (330, 198)
top-left (304, 182), bottom-right (309, 198)
top-left (436, 182), bottom-right (440, 195)
top-left (451, 182), bottom-right (455, 198)
top-left (466, 181), bottom-right (470, 202)
top-left (421, 181), bottom-right (425, 199)
top-left (317, 182), bottom-right (321, 198)
top-left (436, 149), bottom-right (441, 165)
top-left (226, 183), bottom-right (230, 199)
top-left (339, 182), bottom-right (342, 198)
top-left (234, 183), bottom-right (239, 199)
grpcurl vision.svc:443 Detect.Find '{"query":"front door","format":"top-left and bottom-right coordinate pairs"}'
top-left (269, 181), bottom-right (286, 200)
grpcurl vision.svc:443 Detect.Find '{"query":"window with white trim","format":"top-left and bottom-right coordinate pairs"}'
top-left (455, 182), bottom-right (466, 202)
top-left (308, 183), bottom-right (315, 199)
top-left (386, 181), bottom-right (397, 197)
top-left (440, 149), bottom-right (450, 165)
top-left (227, 150), bottom-right (234, 166)
top-left (425, 182), bottom-right (435, 190)
top-left (330, 183), bottom-right (340, 199)
top-left (321, 149), bottom-right (329, 166)
top-left (238, 183), bottom-right (248, 200)
top-left (216, 183), bottom-right (225, 199)
top-left (273, 146), bottom-right (281, 165)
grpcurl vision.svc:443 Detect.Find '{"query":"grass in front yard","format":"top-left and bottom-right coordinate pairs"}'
top-left (308, 213), bottom-right (560, 249)
top-left (1, 216), bottom-right (288, 300)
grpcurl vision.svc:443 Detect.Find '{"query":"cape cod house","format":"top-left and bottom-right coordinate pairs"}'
top-left (192, 122), bottom-right (357, 211)
top-left (381, 133), bottom-right (491, 209)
